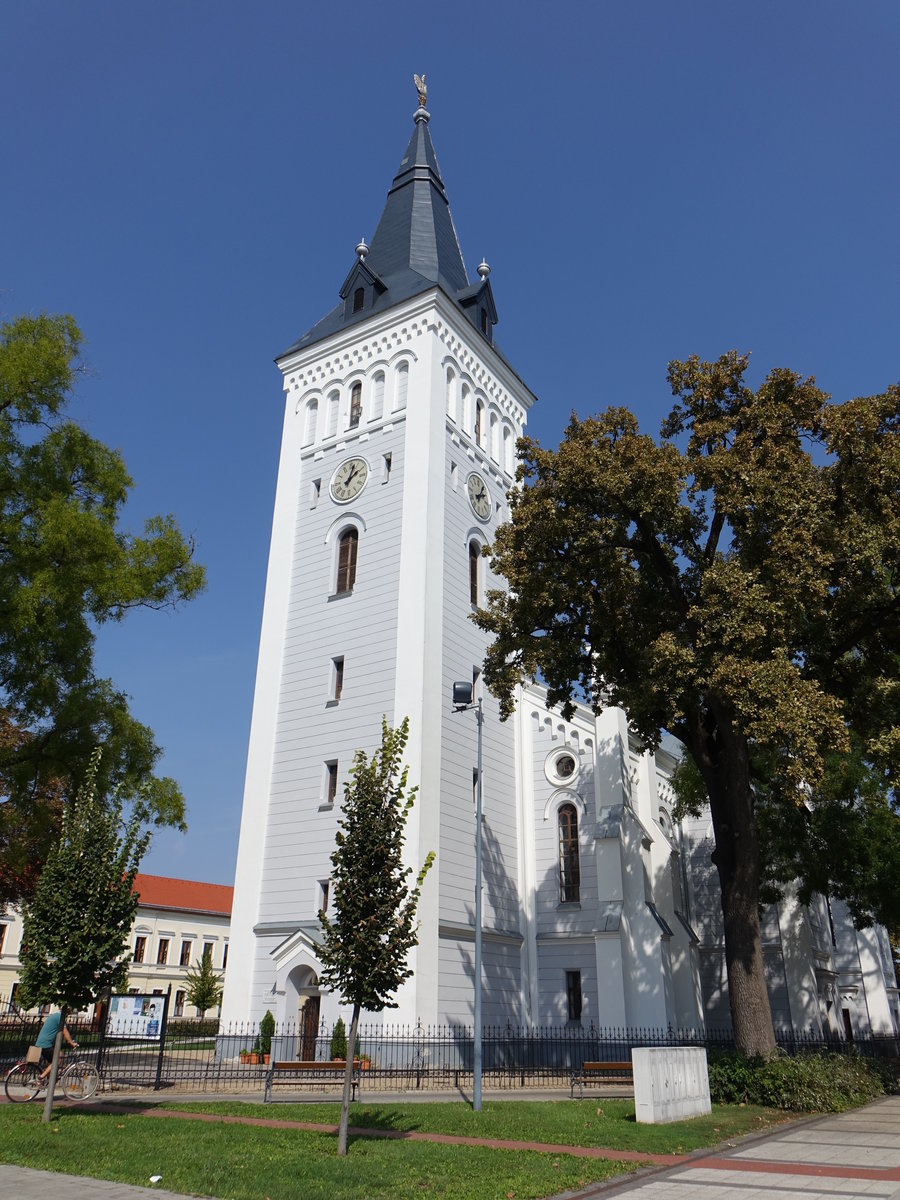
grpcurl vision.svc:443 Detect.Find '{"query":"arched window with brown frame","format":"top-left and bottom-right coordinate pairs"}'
top-left (558, 803), bottom-right (580, 903)
top-left (348, 381), bottom-right (362, 429)
top-left (468, 539), bottom-right (480, 606)
top-left (335, 528), bottom-right (358, 595)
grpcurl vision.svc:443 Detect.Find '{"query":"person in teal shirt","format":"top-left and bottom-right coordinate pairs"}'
top-left (35, 1010), bottom-right (77, 1080)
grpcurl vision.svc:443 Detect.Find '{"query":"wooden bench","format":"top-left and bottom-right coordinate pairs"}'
top-left (264, 1060), bottom-right (361, 1103)
top-left (570, 1060), bottom-right (633, 1098)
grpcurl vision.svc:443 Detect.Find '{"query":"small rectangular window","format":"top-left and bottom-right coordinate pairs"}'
top-left (157, 938), bottom-right (169, 966)
top-left (332, 656), bottom-right (344, 700)
top-left (152, 988), bottom-right (164, 996)
top-left (202, 942), bottom-right (214, 964)
top-left (383, 452), bottom-right (392, 482)
top-left (133, 936), bottom-right (147, 964)
top-left (319, 880), bottom-right (330, 914)
top-left (325, 761), bottom-right (338, 806)
top-left (450, 462), bottom-right (458, 489)
top-left (0, 924), bottom-right (6, 955)
top-left (310, 478), bottom-right (321, 509)
top-left (222, 943), bottom-right (229, 970)
top-left (566, 970), bottom-right (582, 1022)
top-left (9, 982), bottom-right (19, 1009)
top-left (180, 940), bottom-right (192, 967)
top-left (174, 990), bottom-right (185, 1017)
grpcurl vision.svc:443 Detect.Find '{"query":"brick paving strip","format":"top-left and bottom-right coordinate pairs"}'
top-left (95, 1104), bottom-right (900, 1180)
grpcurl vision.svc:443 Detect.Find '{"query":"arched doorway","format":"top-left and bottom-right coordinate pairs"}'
top-left (287, 966), bottom-right (321, 1060)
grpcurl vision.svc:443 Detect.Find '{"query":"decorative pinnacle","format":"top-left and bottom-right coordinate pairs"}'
top-left (413, 72), bottom-right (430, 122)
top-left (356, 237), bottom-right (369, 261)
top-left (477, 258), bottom-right (491, 280)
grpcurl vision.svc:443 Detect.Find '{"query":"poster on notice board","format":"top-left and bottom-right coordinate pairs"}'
top-left (108, 993), bottom-right (165, 1040)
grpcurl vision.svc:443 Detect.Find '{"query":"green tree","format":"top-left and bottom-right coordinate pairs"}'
top-left (318, 717), bottom-right (434, 1155)
top-left (18, 747), bottom-right (149, 1120)
top-left (184, 948), bottom-right (223, 1019)
top-left (0, 313), bottom-right (206, 907)
top-left (476, 351), bottom-right (900, 1058)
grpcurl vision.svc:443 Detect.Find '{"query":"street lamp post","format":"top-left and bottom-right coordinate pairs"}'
top-left (452, 680), bottom-right (483, 1111)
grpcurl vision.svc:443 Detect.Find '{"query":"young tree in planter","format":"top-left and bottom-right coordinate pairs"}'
top-left (184, 948), bottom-right (223, 1019)
top-left (318, 717), bottom-right (434, 1156)
top-left (18, 748), bottom-right (149, 1121)
top-left (476, 352), bottom-right (900, 1058)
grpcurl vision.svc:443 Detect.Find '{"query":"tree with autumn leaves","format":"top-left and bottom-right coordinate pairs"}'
top-left (476, 351), bottom-right (900, 1058)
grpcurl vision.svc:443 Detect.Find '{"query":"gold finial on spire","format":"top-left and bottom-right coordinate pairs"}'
top-left (414, 73), bottom-right (427, 108)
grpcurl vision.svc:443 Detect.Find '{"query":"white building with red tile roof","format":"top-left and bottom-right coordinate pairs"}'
top-left (0, 873), bottom-right (233, 1017)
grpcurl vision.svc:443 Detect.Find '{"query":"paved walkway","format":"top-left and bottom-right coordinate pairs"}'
top-left (1, 1094), bottom-right (899, 1198)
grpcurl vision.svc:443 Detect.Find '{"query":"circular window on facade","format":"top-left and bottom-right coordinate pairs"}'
top-left (545, 749), bottom-right (579, 786)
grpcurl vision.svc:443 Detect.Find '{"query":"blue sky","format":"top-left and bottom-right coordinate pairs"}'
top-left (2, 1), bottom-right (898, 885)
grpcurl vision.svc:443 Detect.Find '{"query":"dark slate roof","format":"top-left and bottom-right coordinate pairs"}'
top-left (279, 110), bottom-right (502, 361)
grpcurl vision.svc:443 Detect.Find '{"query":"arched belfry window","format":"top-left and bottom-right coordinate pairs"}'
top-left (303, 399), bottom-right (318, 446)
top-left (349, 382), bottom-right (362, 429)
top-left (558, 803), bottom-right (580, 903)
top-left (336, 528), bottom-right (358, 595)
top-left (468, 539), bottom-right (480, 606)
top-left (475, 400), bottom-right (484, 446)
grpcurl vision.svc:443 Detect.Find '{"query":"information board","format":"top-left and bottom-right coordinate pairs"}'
top-left (107, 993), bottom-right (166, 1040)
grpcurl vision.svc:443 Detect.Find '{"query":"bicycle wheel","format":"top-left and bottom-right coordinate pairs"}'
top-left (62, 1061), bottom-right (100, 1101)
top-left (4, 1062), bottom-right (43, 1102)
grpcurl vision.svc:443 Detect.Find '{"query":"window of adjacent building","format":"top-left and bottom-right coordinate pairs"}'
top-left (336, 528), bottom-right (358, 594)
top-left (331, 656), bottom-right (344, 701)
top-left (222, 943), bottom-right (229, 970)
top-left (9, 982), bottom-right (19, 1009)
top-left (469, 539), bottom-right (480, 606)
top-left (371, 372), bottom-right (385, 420)
top-left (157, 938), bottom-right (169, 966)
top-left (0, 923), bottom-right (6, 954)
top-left (325, 761), bottom-right (339, 806)
top-left (180, 940), bottom-right (192, 967)
top-left (349, 381), bottom-right (362, 428)
top-left (558, 803), bottom-right (580, 903)
top-left (353, 286), bottom-right (365, 313)
top-left (133, 936), bottom-right (147, 963)
top-left (152, 988), bottom-right (163, 996)
top-left (174, 990), bottom-right (185, 1017)
top-left (202, 942), bottom-right (214, 964)
top-left (566, 970), bottom-right (582, 1022)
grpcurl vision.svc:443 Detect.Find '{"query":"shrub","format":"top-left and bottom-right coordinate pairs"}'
top-left (708, 1048), bottom-right (892, 1112)
top-left (330, 1017), bottom-right (347, 1060)
top-left (259, 1010), bottom-right (275, 1058)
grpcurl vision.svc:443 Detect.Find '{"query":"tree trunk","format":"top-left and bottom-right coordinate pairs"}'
top-left (41, 1005), bottom-right (66, 1123)
top-left (337, 1003), bottom-right (361, 1157)
top-left (690, 709), bottom-right (777, 1059)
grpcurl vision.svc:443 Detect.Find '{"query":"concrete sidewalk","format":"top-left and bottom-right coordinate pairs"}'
top-left (1, 1094), bottom-right (899, 1199)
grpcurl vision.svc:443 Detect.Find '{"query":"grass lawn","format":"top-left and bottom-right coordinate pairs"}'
top-left (163, 1096), bottom-right (790, 1154)
top-left (0, 1099), bottom-right (792, 1200)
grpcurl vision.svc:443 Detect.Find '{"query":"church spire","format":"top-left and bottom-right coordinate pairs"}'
top-left (283, 80), bottom-right (502, 357)
top-left (363, 96), bottom-right (469, 295)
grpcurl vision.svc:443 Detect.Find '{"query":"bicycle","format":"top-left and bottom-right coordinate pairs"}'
top-left (4, 1045), bottom-right (100, 1102)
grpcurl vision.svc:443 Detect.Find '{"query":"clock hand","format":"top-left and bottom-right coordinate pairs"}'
top-left (345, 465), bottom-right (358, 485)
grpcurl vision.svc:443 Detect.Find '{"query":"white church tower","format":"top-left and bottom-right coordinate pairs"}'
top-left (223, 89), bottom-right (536, 1036)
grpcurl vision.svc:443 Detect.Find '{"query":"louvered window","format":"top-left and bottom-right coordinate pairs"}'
top-left (349, 382), bottom-right (362, 428)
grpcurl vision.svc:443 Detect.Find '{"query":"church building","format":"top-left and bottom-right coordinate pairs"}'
top-left (222, 88), bottom-right (898, 1046)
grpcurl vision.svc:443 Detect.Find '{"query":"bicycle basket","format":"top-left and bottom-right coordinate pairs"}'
top-left (25, 1045), bottom-right (42, 1064)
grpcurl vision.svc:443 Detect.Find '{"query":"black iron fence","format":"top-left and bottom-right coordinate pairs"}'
top-left (2, 1000), bottom-right (897, 1095)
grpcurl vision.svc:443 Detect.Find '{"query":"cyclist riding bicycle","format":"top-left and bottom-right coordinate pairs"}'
top-left (35, 1009), bottom-right (78, 1080)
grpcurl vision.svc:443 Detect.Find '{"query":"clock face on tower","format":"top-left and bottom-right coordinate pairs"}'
top-left (467, 472), bottom-right (491, 520)
top-left (330, 457), bottom-right (369, 503)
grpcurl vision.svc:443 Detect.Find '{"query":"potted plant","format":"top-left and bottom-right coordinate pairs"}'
top-left (239, 1048), bottom-right (250, 1064)
top-left (259, 1010), bottom-right (275, 1065)
top-left (330, 1016), bottom-right (347, 1062)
